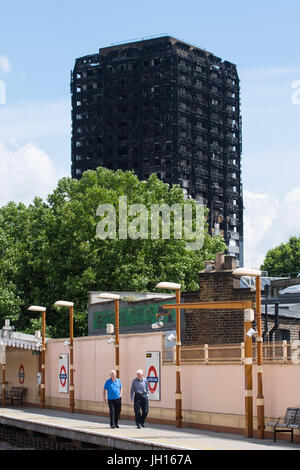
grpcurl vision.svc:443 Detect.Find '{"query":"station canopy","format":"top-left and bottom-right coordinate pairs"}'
top-left (0, 320), bottom-right (44, 352)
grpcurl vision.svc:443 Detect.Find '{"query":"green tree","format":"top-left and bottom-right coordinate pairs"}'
top-left (260, 235), bottom-right (300, 277)
top-left (0, 167), bottom-right (226, 338)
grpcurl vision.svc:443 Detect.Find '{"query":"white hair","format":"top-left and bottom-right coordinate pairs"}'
top-left (110, 370), bottom-right (117, 375)
top-left (136, 369), bottom-right (143, 375)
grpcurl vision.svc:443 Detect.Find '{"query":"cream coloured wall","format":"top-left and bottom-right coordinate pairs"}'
top-left (45, 332), bottom-right (163, 407)
top-left (3, 332), bottom-right (300, 434)
top-left (4, 333), bottom-right (300, 435)
top-left (257, 365), bottom-right (300, 418)
top-left (44, 332), bottom-right (300, 423)
top-left (5, 348), bottom-right (40, 404)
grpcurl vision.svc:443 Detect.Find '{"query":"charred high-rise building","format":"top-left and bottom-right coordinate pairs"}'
top-left (71, 35), bottom-right (243, 265)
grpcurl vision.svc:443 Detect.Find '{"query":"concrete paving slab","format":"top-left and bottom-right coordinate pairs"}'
top-left (0, 407), bottom-right (299, 450)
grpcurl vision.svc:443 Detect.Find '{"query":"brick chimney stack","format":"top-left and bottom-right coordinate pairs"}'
top-left (183, 253), bottom-right (256, 344)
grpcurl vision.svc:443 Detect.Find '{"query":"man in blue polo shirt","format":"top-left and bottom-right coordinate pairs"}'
top-left (103, 370), bottom-right (122, 428)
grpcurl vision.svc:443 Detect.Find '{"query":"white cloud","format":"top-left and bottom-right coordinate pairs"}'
top-left (0, 141), bottom-right (59, 206)
top-left (240, 65), bottom-right (300, 199)
top-left (0, 55), bottom-right (11, 73)
top-left (275, 188), bottom-right (300, 243)
top-left (240, 65), bottom-right (300, 269)
top-left (0, 100), bottom-right (71, 176)
top-left (0, 100), bottom-right (70, 142)
top-left (244, 188), bottom-right (300, 269)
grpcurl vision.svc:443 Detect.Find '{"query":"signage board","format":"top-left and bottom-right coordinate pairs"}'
top-left (145, 351), bottom-right (161, 401)
top-left (59, 354), bottom-right (69, 393)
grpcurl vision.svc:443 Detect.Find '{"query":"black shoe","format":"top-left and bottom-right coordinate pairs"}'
top-left (110, 425), bottom-right (115, 429)
top-left (137, 425), bottom-right (141, 429)
top-left (141, 424), bottom-right (145, 428)
top-left (115, 424), bottom-right (119, 428)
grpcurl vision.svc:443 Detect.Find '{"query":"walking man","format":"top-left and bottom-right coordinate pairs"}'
top-left (130, 369), bottom-right (149, 429)
top-left (103, 370), bottom-right (122, 428)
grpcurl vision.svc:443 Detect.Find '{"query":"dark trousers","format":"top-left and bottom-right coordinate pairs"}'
top-left (108, 398), bottom-right (121, 426)
top-left (134, 394), bottom-right (148, 425)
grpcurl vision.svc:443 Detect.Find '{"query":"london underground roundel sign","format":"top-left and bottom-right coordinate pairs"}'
top-left (18, 364), bottom-right (25, 384)
top-left (59, 365), bottom-right (67, 388)
top-left (147, 365), bottom-right (158, 393)
top-left (145, 351), bottom-right (160, 401)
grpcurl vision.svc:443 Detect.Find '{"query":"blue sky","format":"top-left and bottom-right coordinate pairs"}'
top-left (0, 0), bottom-right (300, 267)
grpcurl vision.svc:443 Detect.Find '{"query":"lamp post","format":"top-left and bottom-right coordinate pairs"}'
top-left (243, 307), bottom-right (254, 438)
top-left (28, 306), bottom-right (46, 409)
top-left (98, 293), bottom-right (120, 378)
top-left (155, 282), bottom-right (182, 428)
top-left (54, 301), bottom-right (75, 413)
top-left (1, 342), bottom-right (6, 408)
top-left (233, 267), bottom-right (264, 439)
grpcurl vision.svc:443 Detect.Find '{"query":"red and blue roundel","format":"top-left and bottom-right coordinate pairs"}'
top-left (147, 365), bottom-right (158, 393)
top-left (59, 365), bottom-right (68, 387)
top-left (18, 364), bottom-right (25, 384)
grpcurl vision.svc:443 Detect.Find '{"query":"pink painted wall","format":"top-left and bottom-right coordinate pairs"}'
top-left (45, 333), bottom-right (163, 407)
top-left (44, 333), bottom-right (300, 418)
top-left (5, 348), bottom-right (40, 403)
top-left (181, 365), bottom-right (244, 414)
top-left (254, 365), bottom-right (300, 418)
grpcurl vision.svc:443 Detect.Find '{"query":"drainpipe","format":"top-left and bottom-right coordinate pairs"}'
top-left (262, 303), bottom-right (269, 342)
top-left (269, 302), bottom-right (279, 342)
top-left (262, 285), bottom-right (269, 341)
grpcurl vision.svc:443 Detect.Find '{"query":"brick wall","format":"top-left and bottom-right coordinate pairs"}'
top-left (264, 317), bottom-right (300, 342)
top-left (183, 255), bottom-right (300, 345)
top-left (183, 258), bottom-right (256, 345)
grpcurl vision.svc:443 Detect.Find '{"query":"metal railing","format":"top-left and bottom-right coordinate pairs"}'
top-left (162, 341), bottom-right (300, 365)
top-left (110, 33), bottom-right (169, 47)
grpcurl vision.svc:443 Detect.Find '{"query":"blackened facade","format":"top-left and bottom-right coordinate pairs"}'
top-left (71, 35), bottom-right (243, 264)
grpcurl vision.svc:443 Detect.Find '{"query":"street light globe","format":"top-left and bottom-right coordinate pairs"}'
top-left (155, 282), bottom-right (181, 290)
top-left (233, 268), bottom-right (261, 277)
top-left (28, 306), bottom-right (46, 312)
top-left (98, 293), bottom-right (120, 300)
top-left (54, 300), bottom-right (74, 308)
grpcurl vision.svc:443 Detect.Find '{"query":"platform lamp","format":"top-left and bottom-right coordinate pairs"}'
top-left (54, 301), bottom-right (75, 413)
top-left (155, 282), bottom-right (182, 428)
top-left (233, 267), bottom-right (264, 439)
top-left (98, 293), bottom-right (120, 378)
top-left (28, 305), bottom-right (47, 409)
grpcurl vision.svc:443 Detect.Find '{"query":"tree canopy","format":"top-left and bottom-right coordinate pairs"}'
top-left (260, 235), bottom-right (300, 277)
top-left (0, 167), bottom-right (226, 337)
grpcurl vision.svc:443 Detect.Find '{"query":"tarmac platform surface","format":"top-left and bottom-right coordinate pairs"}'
top-left (0, 407), bottom-right (299, 450)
